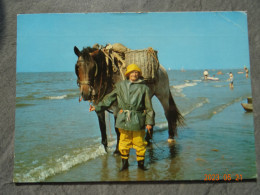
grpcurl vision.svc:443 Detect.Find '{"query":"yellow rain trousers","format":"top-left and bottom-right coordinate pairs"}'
top-left (119, 128), bottom-right (146, 161)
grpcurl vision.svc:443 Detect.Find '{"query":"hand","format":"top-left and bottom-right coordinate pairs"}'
top-left (89, 105), bottom-right (95, 112)
top-left (146, 125), bottom-right (152, 137)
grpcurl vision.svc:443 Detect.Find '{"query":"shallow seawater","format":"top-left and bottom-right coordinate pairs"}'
top-left (14, 70), bottom-right (256, 182)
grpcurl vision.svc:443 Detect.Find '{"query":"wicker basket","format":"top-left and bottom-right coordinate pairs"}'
top-left (125, 48), bottom-right (159, 80)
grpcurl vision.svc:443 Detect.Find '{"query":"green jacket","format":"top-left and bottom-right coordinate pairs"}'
top-left (95, 79), bottom-right (155, 131)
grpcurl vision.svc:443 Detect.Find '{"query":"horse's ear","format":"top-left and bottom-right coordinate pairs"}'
top-left (74, 46), bottom-right (81, 57)
top-left (89, 49), bottom-right (99, 57)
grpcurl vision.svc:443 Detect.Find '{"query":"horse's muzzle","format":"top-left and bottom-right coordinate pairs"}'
top-left (79, 85), bottom-right (92, 102)
top-left (81, 92), bottom-right (92, 101)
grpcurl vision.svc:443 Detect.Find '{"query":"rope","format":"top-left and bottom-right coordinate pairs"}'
top-left (147, 47), bottom-right (159, 66)
top-left (101, 49), bottom-right (125, 80)
top-left (147, 131), bottom-right (166, 152)
top-left (149, 139), bottom-right (166, 152)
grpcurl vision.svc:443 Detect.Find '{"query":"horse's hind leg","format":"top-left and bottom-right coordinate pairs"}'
top-left (97, 111), bottom-right (108, 151)
top-left (155, 89), bottom-right (181, 142)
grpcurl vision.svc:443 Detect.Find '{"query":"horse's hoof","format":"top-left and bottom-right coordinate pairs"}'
top-left (167, 138), bottom-right (176, 143)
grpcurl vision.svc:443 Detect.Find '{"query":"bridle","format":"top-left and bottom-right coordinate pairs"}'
top-left (76, 55), bottom-right (108, 103)
top-left (76, 59), bottom-right (98, 87)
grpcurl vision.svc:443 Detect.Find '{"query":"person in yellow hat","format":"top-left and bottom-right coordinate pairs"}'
top-left (90, 64), bottom-right (155, 171)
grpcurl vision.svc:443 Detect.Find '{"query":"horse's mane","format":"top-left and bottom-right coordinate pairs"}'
top-left (81, 47), bottom-right (98, 61)
top-left (80, 46), bottom-right (114, 102)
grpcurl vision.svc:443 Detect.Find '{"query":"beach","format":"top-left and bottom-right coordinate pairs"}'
top-left (14, 69), bottom-right (256, 182)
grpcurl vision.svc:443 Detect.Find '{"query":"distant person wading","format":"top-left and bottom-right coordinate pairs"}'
top-left (89, 64), bottom-right (155, 171)
top-left (203, 70), bottom-right (209, 80)
top-left (244, 66), bottom-right (249, 78)
top-left (229, 72), bottom-right (234, 89)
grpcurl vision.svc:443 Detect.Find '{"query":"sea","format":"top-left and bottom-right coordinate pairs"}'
top-left (14, 69), bottom-right (256, 182)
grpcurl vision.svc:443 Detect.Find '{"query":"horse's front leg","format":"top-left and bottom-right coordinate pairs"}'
top-left (112, 115), bottom-right (121, 156)
top-left (111, 105), bottom-right (121, 156)
top-left (145, 126), bottom-right (153, 145)
top-left (96, 111), bottom-right (108, 152)
top-left (114, 126), bottom-right (121, 156)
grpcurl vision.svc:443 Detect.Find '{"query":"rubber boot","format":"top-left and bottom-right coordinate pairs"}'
top-left (120, 159), bottom-right (129, 172)
top-left (138, 160), bottom-right (148, 171)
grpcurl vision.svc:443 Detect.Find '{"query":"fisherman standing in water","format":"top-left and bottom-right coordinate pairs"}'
top-left (90, 64), bottom-right (155, 171)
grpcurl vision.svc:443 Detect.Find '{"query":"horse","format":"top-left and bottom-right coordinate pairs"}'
top-left (74, 45), bottom-right (184, 154)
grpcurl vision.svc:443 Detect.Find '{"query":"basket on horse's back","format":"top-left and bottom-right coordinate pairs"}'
top-left (125, 48), bottom-right (160, 81)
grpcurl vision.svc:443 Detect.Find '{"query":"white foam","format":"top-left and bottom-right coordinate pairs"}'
top-left (154, 123), bottom-right (168, 131)
top-left (32, 160), bottom-right (38, 165)
top-left (15, 144), bottom-right (107, 182)
top-left (173, 82), bottom-right (198, 90)
top-left (47, 95), bottom-right (67, 100)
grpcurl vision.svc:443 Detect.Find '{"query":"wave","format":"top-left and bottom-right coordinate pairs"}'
top-left (16, 103), bottom-right (35, 108)
top-left (188, 95), bottom-right (249, 122)
top-left (173, 82), bottom-right (198, 90)
top-left (44, 92), bottom-right (79, 100)
top-left (56, 89), bottom-right (79, 93)
top-left (14, 143), bottom-right (108, 182)
top-left (182, 97), bottom-right (210, 116)
top-left (17, 91), bottom-right (79, 101)
top-left (152, 97), bottom-right (210, 130)
top-left (46, 95), bottom-right (68, 100)
top-left (14, 138), bottom-right (118, 183)
top-left (213, 84), bottom-right (228, 88)
top-left (170, 82), bottom-right (198, 98)
top-left (16, 92), bottom-right (40, 101)
top-left (210, 96), bottom-right (245, 116)
top-left (16, 81), bottom-right (52, 85)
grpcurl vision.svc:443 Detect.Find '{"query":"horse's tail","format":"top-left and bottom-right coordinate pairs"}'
top-left (168, 90), bottom-right (185, 136)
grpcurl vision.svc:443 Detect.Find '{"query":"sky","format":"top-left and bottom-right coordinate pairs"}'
top-left (17, 12), bottom-right (250, 72)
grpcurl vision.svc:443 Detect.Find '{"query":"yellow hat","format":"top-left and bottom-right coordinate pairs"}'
top-left (125, 64), bottom-right (142, 76)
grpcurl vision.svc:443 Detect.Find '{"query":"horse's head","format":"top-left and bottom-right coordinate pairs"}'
top-left (74, 46), bottom-right (99, 101)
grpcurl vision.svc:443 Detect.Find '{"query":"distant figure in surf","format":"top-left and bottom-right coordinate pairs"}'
top-left (244, 67), bottom-right (249, 78)
top-left (203, 70), bottom-right (209, 80)
top-left (229, 72), bottom-right (234, 89)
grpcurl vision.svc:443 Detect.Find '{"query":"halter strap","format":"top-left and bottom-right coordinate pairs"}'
top-left (77, 61), bottom-right (98, 86)
top-left (77, 80), bottom-right (91, 85)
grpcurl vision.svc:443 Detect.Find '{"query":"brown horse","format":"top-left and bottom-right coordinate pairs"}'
top-left (74, 45), bottom-right (183, 154)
